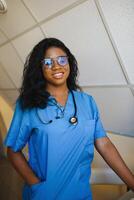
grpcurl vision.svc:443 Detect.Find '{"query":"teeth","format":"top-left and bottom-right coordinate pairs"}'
top-left (53, 72), bottom-right (63, 78)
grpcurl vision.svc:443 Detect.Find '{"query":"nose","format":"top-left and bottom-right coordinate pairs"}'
top-left (51, 59), bottom-right (60, 70)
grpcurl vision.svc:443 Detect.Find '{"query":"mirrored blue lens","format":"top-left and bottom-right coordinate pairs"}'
top-left (44, 58), bottom-right (52, 67)
top-left (58, 56), bottom-right (68, 66)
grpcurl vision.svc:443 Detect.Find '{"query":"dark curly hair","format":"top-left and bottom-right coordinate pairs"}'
top-left (18, 37), bottom-right (82, 109)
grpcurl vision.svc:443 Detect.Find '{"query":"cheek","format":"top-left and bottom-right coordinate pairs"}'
top-left (65, 65), bottom-right (70, 77)
top-left (42, 70), bottom-right (51, 80)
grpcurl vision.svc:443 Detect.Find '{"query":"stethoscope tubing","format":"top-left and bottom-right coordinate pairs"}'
top-left (36, 90), bottom-right (77, 125)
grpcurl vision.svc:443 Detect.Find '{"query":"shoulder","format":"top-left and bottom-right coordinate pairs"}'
top-left (14, 99), bottom-right (34, 118)
top-left (73, 90), bottom-right (98, 113)
top-left (73, 90), bottom-right (93, 102)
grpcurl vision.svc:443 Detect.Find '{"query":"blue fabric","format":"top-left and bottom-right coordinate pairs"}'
top-left (4, 90), bottom-right (107, 200)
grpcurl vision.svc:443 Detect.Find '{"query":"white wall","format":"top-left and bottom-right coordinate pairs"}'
top-left (0, 0), bottom-right (134, 137)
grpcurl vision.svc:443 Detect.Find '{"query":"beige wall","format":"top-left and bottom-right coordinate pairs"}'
top-left (0, 96), bottom-right (13, 154)
top-left (0, 96), bottom-right (13, 130)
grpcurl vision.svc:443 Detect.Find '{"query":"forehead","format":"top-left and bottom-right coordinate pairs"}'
top-left (44, 47), bottom-right (66, 58)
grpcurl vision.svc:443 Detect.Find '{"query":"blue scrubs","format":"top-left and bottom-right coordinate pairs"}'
top-left (4, 90), bottom-right (107, 200)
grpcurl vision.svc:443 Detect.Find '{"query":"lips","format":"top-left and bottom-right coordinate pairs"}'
top-left (52, 72), bottom-right (64, 79)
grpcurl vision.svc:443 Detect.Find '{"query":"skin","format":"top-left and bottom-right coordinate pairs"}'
top-left (43, 47), bottom-right (70, 104)
top-left (7, 47), bottom-right (134, 191)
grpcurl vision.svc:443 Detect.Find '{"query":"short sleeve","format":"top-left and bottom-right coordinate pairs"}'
top-left (90, 96), bottom-right (107, 140)
top-left (3, 100), bottom-right (31, 152)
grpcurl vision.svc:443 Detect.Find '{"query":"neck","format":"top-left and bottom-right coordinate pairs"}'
top-left (46, 84), bottom-right (69, 97)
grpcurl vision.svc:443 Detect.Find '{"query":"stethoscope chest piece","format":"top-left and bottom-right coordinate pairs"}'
top-left (69, 116), bottom-right (78, 125)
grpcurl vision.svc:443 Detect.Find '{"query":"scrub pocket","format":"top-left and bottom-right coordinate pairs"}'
top-left (78, 119), bottom-right (95, 183)
top-left (84, 119), bottom-right (95, 144)
top-left (30, 181), bottom-right (44, 191)
top-left (23, 181), bottom-right (46, 200)
top-left (30, 180), bottom-right (46, 200)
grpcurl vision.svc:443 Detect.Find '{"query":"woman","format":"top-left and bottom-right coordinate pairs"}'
top-left (4, 38), bottom-right (134, 200)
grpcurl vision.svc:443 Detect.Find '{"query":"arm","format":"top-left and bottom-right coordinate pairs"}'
top-left (95, 137), bottom-right (134, 191)
top-left (7, 147), bottom-right (40, 185)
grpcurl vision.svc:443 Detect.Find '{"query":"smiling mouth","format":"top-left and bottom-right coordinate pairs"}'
top-left (52, 72), bottom-right (64, 79)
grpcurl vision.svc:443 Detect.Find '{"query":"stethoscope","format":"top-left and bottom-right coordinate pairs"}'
top-left (36, 90), bottom-right (78, 125)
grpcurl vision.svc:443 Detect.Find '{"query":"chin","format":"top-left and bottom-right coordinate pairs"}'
top-left (51, 77), bottom-right (68, 84)
top-left (53, 81), bottom-right (67, 86)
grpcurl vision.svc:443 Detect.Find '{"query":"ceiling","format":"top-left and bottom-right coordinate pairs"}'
top-left (0, 0), bottom-right (134, 136)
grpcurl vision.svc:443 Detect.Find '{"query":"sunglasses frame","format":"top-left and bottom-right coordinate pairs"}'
top-left (42, 56), bottom-right (69, 69)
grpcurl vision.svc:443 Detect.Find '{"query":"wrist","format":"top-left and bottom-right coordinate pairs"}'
top-left (27, 177), bottom-right (40, 186)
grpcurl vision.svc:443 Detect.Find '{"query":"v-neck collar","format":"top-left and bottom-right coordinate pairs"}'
top-left (48, 90), bottom-right (73, 109)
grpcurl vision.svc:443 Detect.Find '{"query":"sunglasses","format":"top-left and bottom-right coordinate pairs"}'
top-left (42, 56), bottom-right (69, 69)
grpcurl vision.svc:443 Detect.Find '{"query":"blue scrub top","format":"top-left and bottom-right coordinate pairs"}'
top-left (4, 90), bottom-right (107, 200)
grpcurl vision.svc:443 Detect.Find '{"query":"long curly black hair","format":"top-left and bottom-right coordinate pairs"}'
top-left (19, 37), bottom-right (82, 109)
